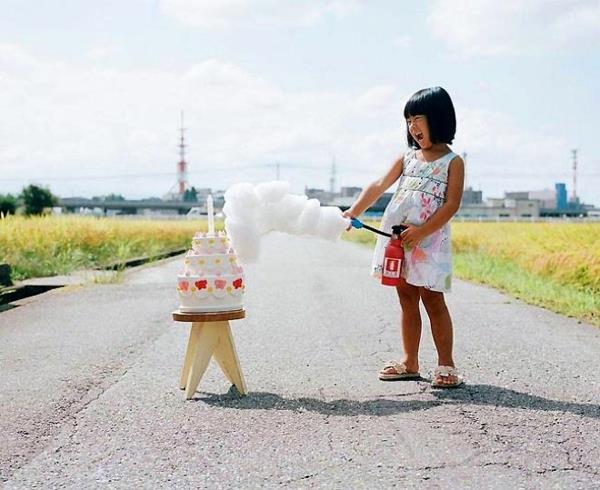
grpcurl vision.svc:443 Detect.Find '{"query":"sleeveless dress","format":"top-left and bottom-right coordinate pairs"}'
top-left (371, 148), bottom-right (458, 293)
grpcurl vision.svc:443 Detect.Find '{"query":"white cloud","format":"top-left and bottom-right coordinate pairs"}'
top-left (392, 35), bottom-right (412, 49)
top-left (0, 44), bottom-right (393, 197)
top-left (159, 0), bottom-right (362, 29)
top-left (86, 45), bottom-right (122, 62)
top-left (428, 0), bottom-right (600, 56)
top-left (452, 107), bottom-right (573, 197)
top-left (0, 44), bottom-right (37, 75)
top-left (352, 85), bottom-right (397, 114)
top-left (0, 44), bottom-right (594, 204)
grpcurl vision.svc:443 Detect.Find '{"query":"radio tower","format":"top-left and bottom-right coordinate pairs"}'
top-left (177, 110), bottom-right (188, 198)
top-left (571, 149), bottom-right (578, 202)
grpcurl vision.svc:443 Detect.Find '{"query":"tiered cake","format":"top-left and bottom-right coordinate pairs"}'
top-left (176, 231), bottom-right (245, 312)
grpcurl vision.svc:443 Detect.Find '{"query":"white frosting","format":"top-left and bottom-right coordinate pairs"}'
top-left (177, 232), bottom-right (245, 313)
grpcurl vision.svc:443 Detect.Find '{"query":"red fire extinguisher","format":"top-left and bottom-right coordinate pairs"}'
top-left (349, 219), bottom-right (408, 287)
top-left (381, 225), bottom-right (408, 286)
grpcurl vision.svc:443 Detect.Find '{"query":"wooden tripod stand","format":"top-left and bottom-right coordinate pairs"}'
top-left (172, 309), bottom-right (247, 399)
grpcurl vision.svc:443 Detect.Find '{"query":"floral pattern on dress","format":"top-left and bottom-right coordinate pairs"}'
top-left (371, 149), bottom-right (457, 292)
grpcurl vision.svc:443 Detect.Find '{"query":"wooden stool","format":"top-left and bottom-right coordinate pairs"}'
top-left (172, 309), bottom-right (247, 399)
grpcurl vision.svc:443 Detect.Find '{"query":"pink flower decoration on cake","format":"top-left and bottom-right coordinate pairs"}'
top-left (232, 278), bottom-right (243, 289)
top-left (178, 280), bottom-right (189, 291)
top-left (214, 279), bottom-right (227, 289)
top-left (195, 280), bottom-right (207, 290)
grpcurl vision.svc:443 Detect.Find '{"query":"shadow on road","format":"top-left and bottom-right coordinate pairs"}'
top-left (196, 384), bottom-right (600, 419)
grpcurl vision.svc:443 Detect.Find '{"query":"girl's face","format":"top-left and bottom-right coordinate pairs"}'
top-left (406, 114), bottom-right (432, 149)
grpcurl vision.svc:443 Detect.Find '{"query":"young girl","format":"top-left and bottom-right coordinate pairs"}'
top-left (344, 86), bottom-right (464, 388)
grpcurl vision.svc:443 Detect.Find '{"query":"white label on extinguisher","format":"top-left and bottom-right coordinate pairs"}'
top-left (383, 257), bottom-right (401, 278)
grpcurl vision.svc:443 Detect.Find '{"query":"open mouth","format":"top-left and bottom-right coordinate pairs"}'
top-left (416, 133), bottom-right (424, 141)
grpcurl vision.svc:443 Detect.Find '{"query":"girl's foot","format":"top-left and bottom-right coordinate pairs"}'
top-left (378, 360), bottom-right (420, 381)
top-left (432, 365), bottom-right (463, 388)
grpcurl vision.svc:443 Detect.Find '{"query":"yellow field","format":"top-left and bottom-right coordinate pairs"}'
top-left (0, 214), bottom-right (212, 280)
top-left (346, 220), bottom-right (600, 326)
top-left (2, 215), bottom-right (598, 325)
top-left (451, 222), bottom-right (600, 294)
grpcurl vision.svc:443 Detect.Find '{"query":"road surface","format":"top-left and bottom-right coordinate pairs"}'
top-left (1, 233), bottom-right (599, 488)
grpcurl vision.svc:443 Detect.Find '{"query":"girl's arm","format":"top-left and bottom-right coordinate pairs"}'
top-left (401, 156), bottom-right (465, 247)
top-left (344, 155), bottom-right (404, 217)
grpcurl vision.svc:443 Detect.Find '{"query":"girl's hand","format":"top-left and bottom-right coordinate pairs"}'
top-left (400, 224), bottom-right (426, 248)
top-left (342, 210), bottom-right (354, 231)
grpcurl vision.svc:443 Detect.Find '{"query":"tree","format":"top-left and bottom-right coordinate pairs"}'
top-left (20, 184), bottom-right (58, 216)
top-left (104, 193), bottom-right (126, 201)
top-left (0, 194), bottom-right (17, 216)
top-left (92, 193), bottom-right (126, 202)
top-left (183, 186), bottom-right (198, 202)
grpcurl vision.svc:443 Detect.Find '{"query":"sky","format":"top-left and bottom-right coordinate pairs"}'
top-left (0, 0), bottom-right (599, 205)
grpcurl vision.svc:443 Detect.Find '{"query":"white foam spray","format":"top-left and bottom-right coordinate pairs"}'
top-left (224, 181), bottom-right (350, 263)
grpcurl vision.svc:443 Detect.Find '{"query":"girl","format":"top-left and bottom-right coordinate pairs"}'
top-left (344, 86), bottom-right (464, 388)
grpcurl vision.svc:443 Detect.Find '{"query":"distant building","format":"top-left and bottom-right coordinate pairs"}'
top-left (304, 187), bottom-right (335, 203)
top-left (461, 186), bottom-right (482, 205)
top-left (194, 187), bottom-right (213, 201)
top-left (457, 181), bottom-right (589, 219)
top-left (505, 191), bottom-right (529, 200)
top-left (555, 183), bottom-right (567, 210)
top-left (340, 186), bottom-right (362, 198)
top-left (529, 188), bottom-right (556, 209)
top-left (457, 199), bottom-right (540, 219)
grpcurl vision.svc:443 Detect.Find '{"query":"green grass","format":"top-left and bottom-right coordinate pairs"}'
top-left (454, 252), bottom-right (599, 326)
top-left (343, 222), bottom-right (600, 327)
top-left (0, 215), bottom-right (216, 281)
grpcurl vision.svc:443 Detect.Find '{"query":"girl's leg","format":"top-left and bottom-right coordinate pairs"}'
top-left (381, 277), bottom-right (422, 375)
top-left (420, 288), bottom-right (457, 385)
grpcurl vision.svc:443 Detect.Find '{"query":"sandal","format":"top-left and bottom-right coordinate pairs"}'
top-left (431, 365), bottom-right (463, 388)
top-left (378, 361), bottom-right (421, 381)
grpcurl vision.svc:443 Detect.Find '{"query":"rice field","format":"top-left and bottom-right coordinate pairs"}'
top-left (0, 214), bottom-right (213, 281)
top-left (451, 222), bottom-right (600, 292)
top-left (1, 214), bottom-right (598, 326)
top-left (344, 220), bottom-right (600, 326)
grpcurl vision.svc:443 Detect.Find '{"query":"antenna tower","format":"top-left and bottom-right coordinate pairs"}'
top-left (571, 149), bottom-right (578, 202)
top-left (177, 110), bottom-right (188, 197)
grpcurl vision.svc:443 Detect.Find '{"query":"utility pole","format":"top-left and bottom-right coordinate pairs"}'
top-left (329, 154), bottom-right (336, 194)
top-left (571, 149), bottom-right (578, 202)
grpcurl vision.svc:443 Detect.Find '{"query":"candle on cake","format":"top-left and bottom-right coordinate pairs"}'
top-left (207, 194), bottom-right (215, 236)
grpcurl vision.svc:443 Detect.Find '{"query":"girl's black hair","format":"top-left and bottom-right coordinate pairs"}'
top-left (403, 86), bottom-right (456, 149)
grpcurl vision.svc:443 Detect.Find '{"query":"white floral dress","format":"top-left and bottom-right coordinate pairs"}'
top-left (371, 148), bottom-right (458, 292)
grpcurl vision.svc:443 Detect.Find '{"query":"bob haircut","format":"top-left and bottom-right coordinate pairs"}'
top-left (403, 87), bottom-right (456, 149)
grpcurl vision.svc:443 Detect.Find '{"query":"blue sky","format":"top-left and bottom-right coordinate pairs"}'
top-left (1, 0), bottom-right (599, 205)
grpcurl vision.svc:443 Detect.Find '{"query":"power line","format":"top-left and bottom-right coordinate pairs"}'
top-left (0, 172), bottom-right (176, 182)
top-left (1, 167), bottom-right (598, 183)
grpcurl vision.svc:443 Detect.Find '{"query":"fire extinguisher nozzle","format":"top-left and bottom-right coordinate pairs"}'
top-left (350, 218), bottom-right (363, 229)
top-left (392, 225), bottom-right (408, 235)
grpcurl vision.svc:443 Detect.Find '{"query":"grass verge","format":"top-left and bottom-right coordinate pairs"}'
top-left (342, 221), bottom-right (600, 327)
top-left (454, 252), bottom-right (598, 326)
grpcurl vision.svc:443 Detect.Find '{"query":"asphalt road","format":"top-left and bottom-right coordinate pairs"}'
top-left (1, 233), bottom-right (599, 489)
